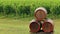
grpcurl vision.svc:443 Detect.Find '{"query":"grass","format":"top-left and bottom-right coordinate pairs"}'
top-left (0, 17), bottom-right (59, 34)
top-left (54, 19), bottom-right (60, 34)
top-left (0, 17), bottom-right (33, 34)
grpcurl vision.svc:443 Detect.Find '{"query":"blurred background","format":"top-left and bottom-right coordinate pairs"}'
top-left (0, 0), bottom-right (60, 34)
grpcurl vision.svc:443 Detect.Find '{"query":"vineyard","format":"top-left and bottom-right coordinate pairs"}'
top-left (0, 0), bottom-right (60, 18)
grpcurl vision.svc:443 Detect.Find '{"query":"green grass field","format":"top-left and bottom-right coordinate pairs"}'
top-left (0, 18), bottom-right (59, 34)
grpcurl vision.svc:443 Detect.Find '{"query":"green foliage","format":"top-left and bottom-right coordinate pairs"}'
top-left (0, 5), bottom-right (4, 15)
top-left (18, 6), bottom-right (30, 15)
top-left (53, 6), bottom-right (60, 15)
top-left (4, 5), bottom-right (16, 16)
top-left (0, 0), bottom-right (60, 18)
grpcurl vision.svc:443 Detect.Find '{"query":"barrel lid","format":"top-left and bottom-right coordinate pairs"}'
top-left (34, 7), bottom-right (47, 21)
top-left (29, 21), bottom-right (40, 32)
top-left (42, 19), bottom-right (54, 32)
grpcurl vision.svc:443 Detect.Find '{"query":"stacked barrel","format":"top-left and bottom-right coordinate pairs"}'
top-left (29, 7), bottom-right (54, 34)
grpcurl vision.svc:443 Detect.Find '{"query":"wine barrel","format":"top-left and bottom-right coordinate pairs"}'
top-left (29, 19), bottom-right (42, 32)
top-left (34, 7), bottom-right (47, 21)
top-left (42, 19), bottom-right (54, 32)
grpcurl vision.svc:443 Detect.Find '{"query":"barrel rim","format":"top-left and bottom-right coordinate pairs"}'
top-left (29, 22), bottom-right (40, 32)
top-left (34, 10), bottom-right (47, 21)
top-left (42, 22), bottom-right (54, 32)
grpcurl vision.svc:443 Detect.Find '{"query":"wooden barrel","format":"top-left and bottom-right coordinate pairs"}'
top-left (34, 7), bottom-right (47, 21)
top-left (29, 19), bottom-right (42, 32)
top-left (42, 19), bottom-right (54, 32)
